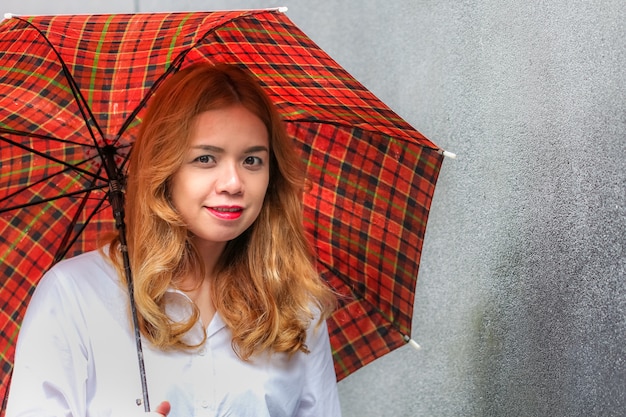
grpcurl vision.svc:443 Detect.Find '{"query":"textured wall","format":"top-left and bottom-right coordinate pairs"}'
top-left (3, 1), bottom-right (624, 416)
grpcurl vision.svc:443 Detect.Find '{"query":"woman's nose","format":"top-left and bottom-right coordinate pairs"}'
top-left (215, 163), bottom-right (243, 194)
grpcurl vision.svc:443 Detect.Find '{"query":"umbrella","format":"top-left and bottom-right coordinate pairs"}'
top-left (0, 8), bottom-right (446, 408)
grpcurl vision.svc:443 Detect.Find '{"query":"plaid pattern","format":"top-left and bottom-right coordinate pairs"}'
top-left (0, 9), bottom-right (443, 403)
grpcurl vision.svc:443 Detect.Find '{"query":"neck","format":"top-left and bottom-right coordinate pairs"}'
top-left (193, 239), bottom-right (227, 280)
top-left (177, 239), bottom-right (223, 326)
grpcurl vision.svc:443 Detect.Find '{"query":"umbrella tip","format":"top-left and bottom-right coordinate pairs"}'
top-left (278, 6), bottom-right (288, 13)
top-left (4, 13), bottom-right (14, 19)
top-left (407, 338), bottom-right (421, 350)
top-left (443, 150), bottom-right (457, 159)
top-left (403, 335), bottom-right (421, 351)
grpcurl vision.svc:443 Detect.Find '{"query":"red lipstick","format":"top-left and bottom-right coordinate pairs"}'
top-left (208, 206), bottom-right (243, 220)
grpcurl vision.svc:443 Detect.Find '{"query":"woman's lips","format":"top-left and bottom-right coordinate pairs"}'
top-left (207, 206), bottom-right (243, 220)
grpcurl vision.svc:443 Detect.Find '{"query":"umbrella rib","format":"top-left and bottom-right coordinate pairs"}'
top-left (317, 258), bottom-right (411, 336)
top-left (109, 56), bottom-right (184, 167)
top-left (0, 134), bottom-right (107, 182)
top-left (0, 184), bottom-right (107, 214)
top-left (53, 187), bottom-right (108, 263)
top-left (283, 118), bottom-right (439, 150)
top-left (111, 67), bottom-right (176, 155)
top-left (0, 127), bottom-right (97, 148)
top-left (13, 17), bottom-right (106, 144)
top-left (112, 11), bottom-right (265, 149)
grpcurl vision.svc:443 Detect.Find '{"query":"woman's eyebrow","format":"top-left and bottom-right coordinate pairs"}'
top-left (244, 146), bottom-right (269, 154)
top-left (190, 145), bottom-right (268, 154)
top-left (191, 145), bottom-right (223, 152)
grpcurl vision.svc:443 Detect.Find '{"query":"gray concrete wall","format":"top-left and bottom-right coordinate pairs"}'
top-left (4, 1), bottom-right (624, 416)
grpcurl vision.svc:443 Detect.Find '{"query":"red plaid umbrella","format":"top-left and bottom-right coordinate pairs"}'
top-left (0, 8), bottom-right (444, 408)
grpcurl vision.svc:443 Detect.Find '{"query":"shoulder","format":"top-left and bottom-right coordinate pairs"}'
top-left (18, 249), bottom-right (124, 345)
top-left (51, 247), bottom-right (114, 275)
top-left (304, 310), bottom-right (332, 353)
top-left (32, 248), bottom-right (121, 304)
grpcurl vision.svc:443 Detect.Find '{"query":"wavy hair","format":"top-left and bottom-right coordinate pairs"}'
top-left (107, 63), bottom-right (335, 359)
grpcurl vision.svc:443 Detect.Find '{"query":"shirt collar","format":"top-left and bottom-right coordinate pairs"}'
top-left (163, 288), bottom-right (226, 341)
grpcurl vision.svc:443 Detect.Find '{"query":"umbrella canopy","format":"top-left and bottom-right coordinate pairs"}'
top-left (0, 8), bottom-right (444, 402)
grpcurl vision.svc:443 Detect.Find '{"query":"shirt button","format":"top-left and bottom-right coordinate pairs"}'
top-left (198, 348), bottom-right (207, 356)
top-left (201, 400), bottom-right (209, 408)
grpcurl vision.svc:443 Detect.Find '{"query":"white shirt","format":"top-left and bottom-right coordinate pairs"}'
top-left (6, 250), bottom-right (341, 417)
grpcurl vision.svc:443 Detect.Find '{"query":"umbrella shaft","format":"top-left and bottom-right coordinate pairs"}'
top-left (100, 146), bottom-right (150, 410)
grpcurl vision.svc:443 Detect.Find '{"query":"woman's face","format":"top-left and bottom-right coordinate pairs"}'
top-left (170, 104), bottom-right (270, 254)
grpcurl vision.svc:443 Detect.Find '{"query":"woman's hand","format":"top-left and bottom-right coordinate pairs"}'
top-left (147, 401), bottom-right (171, 416)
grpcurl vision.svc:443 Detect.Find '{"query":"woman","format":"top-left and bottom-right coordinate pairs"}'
top-left (6, 63), bottom-right (341, 416)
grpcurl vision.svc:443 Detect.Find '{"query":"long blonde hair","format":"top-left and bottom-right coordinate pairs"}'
top-left (107, 63), bottom-right (335, 358)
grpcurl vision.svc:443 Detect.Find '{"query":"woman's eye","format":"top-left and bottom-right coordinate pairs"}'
top-left (195, 155), bottom-right (214, 164)
top-left (244, 156), bottom-right (263, 166)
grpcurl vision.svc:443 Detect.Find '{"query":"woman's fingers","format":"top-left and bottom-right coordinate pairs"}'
top-left (153, 401), bottom-right (171, 416)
